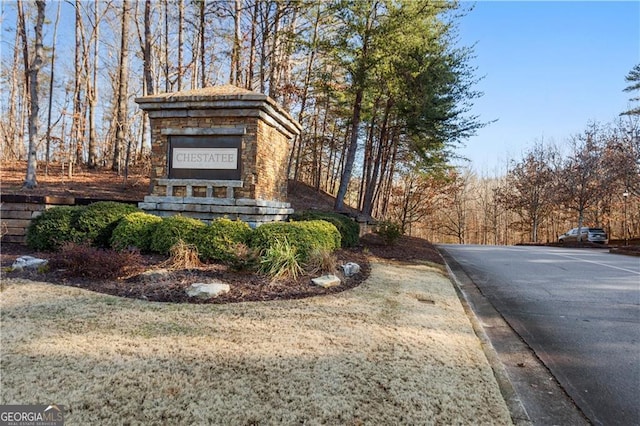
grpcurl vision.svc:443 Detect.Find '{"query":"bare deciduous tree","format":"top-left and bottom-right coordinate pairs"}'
top-left (495, 143), bottom-right (556, 242)
top-left (112, 0), bottom-right (130, 173)
top-left (555, 125), bottom-right (608, 241)
top-left (23, 0), bottom-right (46, 189)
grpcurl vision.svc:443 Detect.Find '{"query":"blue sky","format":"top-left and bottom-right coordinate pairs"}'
top-left (454, 1), bottom-right (640, 174)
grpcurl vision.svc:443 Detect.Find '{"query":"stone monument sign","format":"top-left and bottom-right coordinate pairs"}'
top-left (135, 85), bottom-right (301, 227)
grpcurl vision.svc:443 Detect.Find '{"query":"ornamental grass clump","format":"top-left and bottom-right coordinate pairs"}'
top-left (305, 248), bottom-right (338, 276)
top-left (160, 239), bottom-right (203, 270)
top-left (258, 237), bottom-right (304, 281)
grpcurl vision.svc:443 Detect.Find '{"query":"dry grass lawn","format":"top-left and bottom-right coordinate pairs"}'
top-left (1, 261), bottom-right (512, 425)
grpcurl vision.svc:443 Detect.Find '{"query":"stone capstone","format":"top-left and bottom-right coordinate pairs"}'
top-left (341, 262), bottom-right (361, 277)
top-left (185, 282), bottom-right (230, 299)
top-left (11, 256), bottom-right (48, 271)
top-left (311, 275), bottom-right (341, 288)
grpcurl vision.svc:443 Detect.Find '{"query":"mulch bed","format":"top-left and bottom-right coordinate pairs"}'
top-left (1, 235), bottom-right (444, 304)
top-left (1, 161), bottom-right (448, 304)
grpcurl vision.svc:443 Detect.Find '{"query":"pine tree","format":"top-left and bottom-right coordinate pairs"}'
top-left (621, 64), bottom-right (640, 116)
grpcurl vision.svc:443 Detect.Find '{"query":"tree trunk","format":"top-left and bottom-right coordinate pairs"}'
top-left (177, 0), bottom-right (184, 91)
top-left (268, 2), bottom-right (281, 99)
top-left (164, 0), bottom-right (170, 92)
top-left (143, 0), bottom-right (154, 95)
top-left (23, 0), bottom-right (46, 189)
top-left (258, 1), bottom-right (270, 93)
top-left (288, 6), bottom-right (320, 180)
top-left (359, 103), bottom-right (377, 210)
top-left (87, 0), bottom-right (100, 169)
top-left (45, 0), bottom-right (61, 175)
top-left (112, 0), bottom-right (130, 173)
top-left (16, 0), bottom-right (29, 162)
top-left (199, 0), bottom-right (206, 88)
top-left (72, 0), bottom-right (87, 169)
top-left (334, 3), bottom-right (374, 211)
top-left (334, 88), bottom-right (363, 211)
top-left (379, 134), bottom-right (398, 218)
top-left (230, 0), bottom-right (242, 85)
top-left (363, 98), bottom-right (392, 216)
top-left (4, 12), bottom-right (23, 160)
top-left (247, 0), bottom-right (258, 90)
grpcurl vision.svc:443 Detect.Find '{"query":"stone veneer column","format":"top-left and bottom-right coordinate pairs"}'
top-left (136, 84), bottom-right (301, 202)
top-left (134, 84), bottom-right (302, 227)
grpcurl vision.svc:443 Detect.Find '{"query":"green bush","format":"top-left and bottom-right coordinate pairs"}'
top-left (193, 218), bottom-right (252, 262)
top-left (149, 215), bottom-right (206, 254)
top-left (73, 201), bottom-right (141, 247)
top-left (290, 210), bottom-right (360, 247)
top-left (375, 220), bottom-right (403, 245)
top-left (250, 220), bottom-right (341, 262)
top-left (110, 212), bottom-right (163, 252)
top-left (26, 206), bottom-right (85, 251)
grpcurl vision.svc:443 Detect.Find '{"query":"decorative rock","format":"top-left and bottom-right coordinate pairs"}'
top-left (341, 262), bottom-right (361, 277)
top-left (139, 268), bottom-right (172, 281)
top-left (186, 282), bottom-right (230, 299)
top-left (11, 256), bottom-right (48, 271)
top-left (311, 275), bottom-right (341, 288)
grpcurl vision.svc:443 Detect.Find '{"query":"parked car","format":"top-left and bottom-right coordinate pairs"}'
top-left (558, 227), bottom-right (608, 244)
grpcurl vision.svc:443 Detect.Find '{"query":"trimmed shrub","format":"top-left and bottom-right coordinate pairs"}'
top-left (149, 215), bottom-right (206, 254)
top-left (26, 206), bottom-right (85, 251)
top-left (290, 211), bottom-right (360, 248)
top-left (375, 220), bottom-right (403, 245)
top-left (73, 201), bottom-right (141, 247)
top-left (110, 212), bottom-right (162, 252)
top-left (250, 220), bottom-right (341, 262)
top-left (193, 218), bottom-right (252, 263)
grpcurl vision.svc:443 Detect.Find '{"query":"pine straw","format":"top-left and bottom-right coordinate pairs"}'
top-left (0, 262), bottom-right (512, 425)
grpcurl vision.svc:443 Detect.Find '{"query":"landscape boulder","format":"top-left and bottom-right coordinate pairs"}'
top-left (186, 282), bottom-right (230, 299)
top-left (311, 275), bottom-right (341, 288)
top-left (341, 262), bottom-right (360, 277)
top-left (11, 256), bottom-right (48, 271)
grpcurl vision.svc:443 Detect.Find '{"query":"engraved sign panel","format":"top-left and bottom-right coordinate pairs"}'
top-left (172, 148), bottom-right (237, 169)
top-left (169, 135), bottom-right (241, 179)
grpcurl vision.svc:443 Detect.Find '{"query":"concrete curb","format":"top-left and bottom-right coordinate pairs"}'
top-left (441, 254), bottom-right (532, 426)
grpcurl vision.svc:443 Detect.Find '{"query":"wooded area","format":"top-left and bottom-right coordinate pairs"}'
top-left (2, 0), bottom-right (639, 244)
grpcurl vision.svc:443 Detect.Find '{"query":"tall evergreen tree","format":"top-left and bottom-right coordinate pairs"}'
top-left (621, 64), bottom-right (640, 116)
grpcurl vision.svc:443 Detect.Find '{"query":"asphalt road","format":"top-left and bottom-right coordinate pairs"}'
top-left (439, 245), bottom-right (640, 426)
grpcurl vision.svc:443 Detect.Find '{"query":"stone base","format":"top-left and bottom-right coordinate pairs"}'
top-left (139, 196), bottom-right (293, 228)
